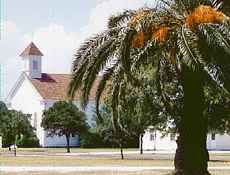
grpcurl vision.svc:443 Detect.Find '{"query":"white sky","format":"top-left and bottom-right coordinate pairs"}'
top-left (0, 0), bottom-right (156, 98)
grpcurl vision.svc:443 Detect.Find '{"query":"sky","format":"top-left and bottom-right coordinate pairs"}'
top-left (0, 0), bottom-right (156, 98)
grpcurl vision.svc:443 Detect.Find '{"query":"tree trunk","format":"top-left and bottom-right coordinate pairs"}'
top-left (14, 144), bottom-right (16, 157)
top-left (140, 134), bottom-right (143, 155)
top-left (174, 67), bottom-right (210, 175)
top-left (119, 141), bottom-right (124, 160)
top-left (65, 134), bottom-right (70, 153)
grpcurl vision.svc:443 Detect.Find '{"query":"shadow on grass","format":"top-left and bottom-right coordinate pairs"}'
top-left (210, 159), bottom-right (230, 163)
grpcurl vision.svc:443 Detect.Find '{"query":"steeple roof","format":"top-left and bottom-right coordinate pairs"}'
top-left (20, 42), bottom-right (44, 57)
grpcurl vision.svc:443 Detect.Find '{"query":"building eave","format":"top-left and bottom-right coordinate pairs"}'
top-left (6, 72), bottom-right (44, 105)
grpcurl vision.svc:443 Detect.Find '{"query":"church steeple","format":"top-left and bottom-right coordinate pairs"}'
top-left (20, 42), bottom-right (43, 79)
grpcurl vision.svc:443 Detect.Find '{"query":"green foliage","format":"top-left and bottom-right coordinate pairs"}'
top-left (0, 101), bottom-right (8, 136)
top-left (41, 101), bottom-right (88, 137)
top-left (95, 104), bottom-right (139, 148)
top-left (204, 87), bottom-right (230, 133)
top-left (1, 108), bottom-right (38, 147)
top-left (41, 101), bottom-right (88, 152)
top-left (80, 129), bottom-right (109, 148)
top-left (20, 135), bottom-right (39, 148)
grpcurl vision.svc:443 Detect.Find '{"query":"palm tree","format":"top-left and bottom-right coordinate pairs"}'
top-left (213, 0), bottom-right (230, 15)
top-left (68, 0), bottom-right (230, 174)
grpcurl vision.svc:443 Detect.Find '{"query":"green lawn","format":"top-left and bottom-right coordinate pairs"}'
top-left (1, 171), bottom-right (230, 175)
top-left (1, 148), bottom-right (230, 175)
top-left (0, 152), bottom-right (230, 167)
top-left (0, 171), bottom-right (172, 175)
top-left (0, 147), bottom-right (138, 153)
top-left (0, 156), bottom-right (173, 166)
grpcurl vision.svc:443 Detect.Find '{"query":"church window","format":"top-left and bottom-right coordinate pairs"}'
top-left (33, 60), bottom-right (38, 70)
top-left (150, 133), bottom-right (155, 141)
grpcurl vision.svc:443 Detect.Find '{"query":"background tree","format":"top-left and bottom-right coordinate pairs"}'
top-left (68, 0), bottom-right (230, 174)
top-left (95, 66), bottom-right (168, 157)
top-left (0, 102), bottom-right (39, 150)
top-left (99, 65), bottom-right (168, 154)
top-left (41, 101), bottom-right (88, 153)
top-left (1, 110), bottom-right (36, 156)
top-left (95, 105), bottom-right (131, 159)
top-left (0, 101), bottom-right (8, 136)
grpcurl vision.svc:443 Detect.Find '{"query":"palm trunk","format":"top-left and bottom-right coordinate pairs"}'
top-left (140, 134), bottom-right (143, 155)
top-left (65, 134), bottom-right (70, 153)
top-left (174, 67), bottom-right (210, 175)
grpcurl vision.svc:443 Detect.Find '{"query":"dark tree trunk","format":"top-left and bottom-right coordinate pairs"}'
top-left (140, 134), bottom-right (143, 155)
top-left (65, 134), bottom-right (70, 153)
top-left (119, 141), bottom-right (124, 160)
top-left (174, 67), bottom-right (210, 175)
top-left (14, 144), bottom-right (16, 157)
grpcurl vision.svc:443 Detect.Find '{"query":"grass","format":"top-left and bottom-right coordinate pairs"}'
top-left (0, 153), bottom-right (230, 167)
top-left (1, 171), bottom-right (230, 175)
top-left (0, 156), bottom-right (173, 166)
top-left (1, 148), bottom-right (230, 175)
top-left (0, 148), bottom-right (138, 153)
top-left (0, 171), bottom-right (172, 175)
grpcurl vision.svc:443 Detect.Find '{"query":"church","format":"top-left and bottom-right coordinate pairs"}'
top-left (6, 42), bottom-right (98, 147)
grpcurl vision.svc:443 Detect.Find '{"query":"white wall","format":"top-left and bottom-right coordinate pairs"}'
top-left (142, 130), bottom-right (177, 150)
top-left (143, 130), bottom-right (230, 151)
top-left (44, 133), bottom-right (80, 147)
top-left (73, 101), bottom-right (96, 127)
top-left (9, 76), bottom-right (45, 146)
top-left (207, 133), bottom-right (230, 150)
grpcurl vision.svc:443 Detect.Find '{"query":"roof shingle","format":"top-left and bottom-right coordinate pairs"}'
top-left (29, 73), bottom-right (101, 101)
top-left (20, 42), bottom-right (44, 57)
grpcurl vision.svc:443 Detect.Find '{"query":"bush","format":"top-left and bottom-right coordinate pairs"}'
top-left (80, 130), bottom-right (138, 148)
top-left (80, 131), bottom-right (110, 148)
top-left (20, 136), bottom-right (40, 148)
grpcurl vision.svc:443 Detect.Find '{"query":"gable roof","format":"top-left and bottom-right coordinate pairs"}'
top-left (20, 42), bottom-right (44, 57)
top-left (29, 73), bottom-right (101, 101)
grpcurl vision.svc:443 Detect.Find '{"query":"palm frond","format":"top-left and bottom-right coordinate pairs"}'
top-left (81, 39), bottom-right (117, 108)
top-left (177, 26), bottom-right (204, 70)
top-left (68, 30), bottom-right (118, 100)
top-left (108, 10), bottom-right (135, 29)
top-left (95, 62), bottom-right (119, 122)
top-left (111, 67), bottom-right (123, 131)
top-left (131, 39), bottom-right (158, 69)
top-left (199, 24), bottom-right (230, 55)
top-left (203, 63), bottom-right (229, 92)
top-left (119, 29), bottom-right (136, 72)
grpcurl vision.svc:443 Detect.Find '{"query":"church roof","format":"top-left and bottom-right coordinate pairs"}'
top-left (20, 42), bottom-right (44, 57)
top-left (29, 73), bottom-right (101, 101)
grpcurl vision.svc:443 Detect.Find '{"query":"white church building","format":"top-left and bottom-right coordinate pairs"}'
top-left (142, 128), bottom-right (230, 151)
top-left (6, 42), bottom-right (98, 147)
